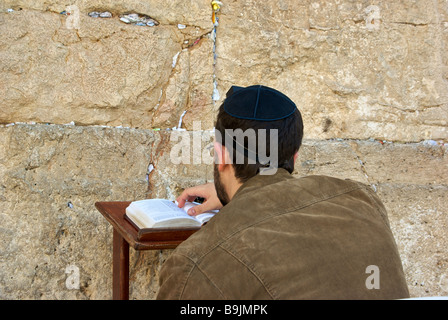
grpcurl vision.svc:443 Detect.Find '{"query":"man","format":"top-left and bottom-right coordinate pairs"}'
top-left (156, 85), bottom-right (409, 299)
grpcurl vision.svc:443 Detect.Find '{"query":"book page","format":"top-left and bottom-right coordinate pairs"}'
top-left (195, 213), bottom-right (215, 224)
top-left (176, 201), bottom-right (218, 224)
top-left (131, 199), bottom-right (196, 223)
top-left (177, 201), bottom-right (219, 215)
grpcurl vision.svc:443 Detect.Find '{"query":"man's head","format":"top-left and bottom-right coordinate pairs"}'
top-left (213, 85), bottom-right (304, 205)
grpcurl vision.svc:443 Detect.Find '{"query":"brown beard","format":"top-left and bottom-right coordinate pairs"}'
top-left (214, 164), bottom-right (230, 206)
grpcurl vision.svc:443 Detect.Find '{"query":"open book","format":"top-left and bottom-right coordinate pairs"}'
top-left (125, 199), bottom-right (217, 229)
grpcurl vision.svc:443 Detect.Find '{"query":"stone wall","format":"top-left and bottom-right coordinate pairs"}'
top-left (0, 0), bottom-right (447, 299)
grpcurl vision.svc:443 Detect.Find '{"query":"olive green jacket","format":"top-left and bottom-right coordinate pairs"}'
top-left (157, 169), bottom-right (409, 299)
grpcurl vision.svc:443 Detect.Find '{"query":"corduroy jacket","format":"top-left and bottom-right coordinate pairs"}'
top-left (157, 169), bottom-right (409, 299)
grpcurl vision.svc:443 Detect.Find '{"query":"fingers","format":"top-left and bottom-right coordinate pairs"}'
top-left (176, 183), bottom-right (215, 206)
top-left (176, 183), bottom-right (223, 215)
top-left (176, 187), bottom-right (202, 208)
top-left (187, 198), bottom-right (221, 216)
top-left (186, 203), bottom-right (206, 216)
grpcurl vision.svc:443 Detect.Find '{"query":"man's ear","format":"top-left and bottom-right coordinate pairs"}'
top-left (214, 142), bottom-right (231, 171)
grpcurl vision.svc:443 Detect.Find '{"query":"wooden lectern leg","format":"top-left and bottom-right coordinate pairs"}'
top-left (113, 229), bottom-right (129, 300)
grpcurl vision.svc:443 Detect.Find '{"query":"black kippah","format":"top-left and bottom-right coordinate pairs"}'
top-left (223, 85), bottom-right (297, 121)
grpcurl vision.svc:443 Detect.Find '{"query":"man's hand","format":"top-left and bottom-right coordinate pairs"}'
top-left (176, 183), bottom-right (223, 216)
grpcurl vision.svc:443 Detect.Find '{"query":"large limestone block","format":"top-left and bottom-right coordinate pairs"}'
top-left (0, 124), bottom-right (156, 299)
top-left (0, 2), bottom-right (215, 129)
top-left (378, 183), bottom-right (448, 297)
top-left (1, 0), bottom-right (447, 141)
top-left (215, 0), bottom-right (448, 142)
top-left (1, 124), bottom-right (447, 299)
top-left (294, 139), bottom-right (370, 183)
top-left (349, 140), bottom-right (448, 186)
top-left (0, 124), bottom-right (214, 299)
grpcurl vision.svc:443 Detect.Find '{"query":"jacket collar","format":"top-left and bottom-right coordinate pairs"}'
top-left (232, 168), bottom-right (293, 201)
